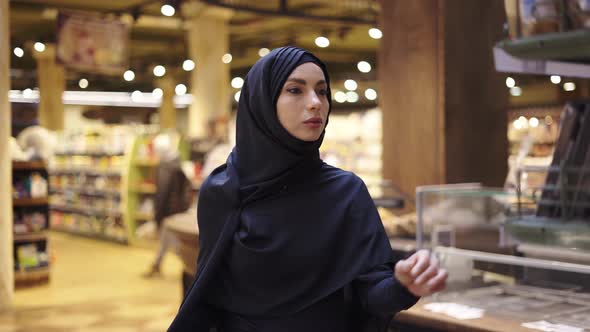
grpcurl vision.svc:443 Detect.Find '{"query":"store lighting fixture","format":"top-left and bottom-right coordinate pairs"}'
top-left (9, 89), bottom-right (193, 108)
top-left (315, 36), bottom-right (330, 48)
top-left (510, 86), bottom-right (522, 96)
top-left (344, 79), bottom-right (358, 91)
top-left (175, 84), bottom-right (187, 95)
top-left (78, 78), bottom-right (89, 89)
top-left (152, 88), bottom-right (163, 99)
top-left (222, 53), bottom-right (233, 64)
top-left (22, 88), bottom-right (33, 98)
top-left (564, 82), bottom-right (576, 91)
top-left (13, 47), bottom-right (24, 58)
top-left (334, 91), bottom-right (347, 103)
top-left (131, 90), bottom-right (143, 101)
top-left (346, 91), bottom-right (359, 103)
top-left (513, 119), bottom-right (523, 130)
top-left (364, 88), bottom-right (377, 101)
top-left (368, 28), bottom-right (382, 39)
top-left (124, 70), bottom-right (135, 81)
top-left (258, 48), bottom-right (270, 57)
top-left (234, 90), bottom-right (241, 102)
top-left (529, 117), bottom-right (539, 128)
top-left (34, 42), bottom-right (46, 53)
top-left (550, 75), bottom-right (561, 84)
top-left (505, 77), bottom-right (516, 88)
top-left (357, 61), bottom-right (371, 73)
top-left (153, 65), bottom-right (166, 77)
top-left (183, 59), bottom-right (195, 71)
top-left (161, 4), bottom-right (175, 16)
top-left (231, 77), bottom-right (244, 89)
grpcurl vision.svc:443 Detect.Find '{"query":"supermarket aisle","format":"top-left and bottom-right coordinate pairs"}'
top-left (0, 231), bottom-right (185, 332)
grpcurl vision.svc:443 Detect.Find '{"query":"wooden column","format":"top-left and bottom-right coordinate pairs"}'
top-left (183, 2), bottom-right (233, 139)
top-left (379, 0), bottom-right (508, 202)
top-left (33, 44), bottom-right (65, 131)
top-left (157, 77), bottom-right (176, 130)
top-left (0, 0), bottom-right (14, 311)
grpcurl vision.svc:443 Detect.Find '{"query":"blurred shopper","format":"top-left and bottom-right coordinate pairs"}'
top-left (169, 47), bottom-right (447, 332)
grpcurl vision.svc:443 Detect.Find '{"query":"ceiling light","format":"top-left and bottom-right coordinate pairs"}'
top-left (258, 48), bottom-right (270, 57)
top-left (222, 53), bottom-right (232, 64)
top-left (231, 77), bottom-right (244, 89)
top-left (550, 75), bottom-right (561, 84)
top-left (357, 61), bottom-right (371, 73)
top-left (315, 36), bottom-right (330, 48)
top-left (78, 78), bottom-right (89, 89)
top-left (13, 47), bottom-right (24, 58)
top-left (183, 59), bottom-right (195, 71)
top-left (344, 79), bottom-right (358, 91)
top-left (34, 42), bottom-right (46, 53)
top-left (175, 84), bottom-right (187, 96)
top-left (510, 86), bottom-right (522, 96)
top-left (564, 82), bottom-right (576, 91)
top-left (513, 119), bottom-right (522, 130)
top-left (529, 117), bottom-right (539, 128)
top-left (364, 88), bottom-right (377, 101)
top-left (368, 28), bottom-right (382, 39)
top-left (152, 88), bottom-right (163, 99)
top-left (346, 91), bottom-right (359, 103)
top-left (234, 90), bottom-right (241, 102)
top-left (153, 65), bottom-right (166, 77)
top-left (124, 70), bottom-right (135, 81)
top-left (22, 88), bottom-right (33, 98)
top-left (161, 4), bottom-right (175, 16)
top-left (506, 77), bottom-right (515, 88)
top-left (334, 91), bottom-right (347, 103)
top-left (131, 90), bottom-right (143, 101)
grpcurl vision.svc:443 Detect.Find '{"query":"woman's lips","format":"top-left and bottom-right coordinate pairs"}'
top-left (303, 117), bottom-right (323, 128)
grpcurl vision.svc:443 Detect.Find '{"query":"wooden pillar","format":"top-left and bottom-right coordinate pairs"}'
top-left (379, 0), bottom-right (508, 202)
top-left (0, 0), bottom-right (14, 311)
top-left (157, 77), bottom-right (176, 130)
top-left (33, 44), bottom-right (65, 131)
top-left (183, 2), bottom-right (233, 139)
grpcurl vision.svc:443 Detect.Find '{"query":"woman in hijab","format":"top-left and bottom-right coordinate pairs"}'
top-left (168, 46), bottom-right (447, 332)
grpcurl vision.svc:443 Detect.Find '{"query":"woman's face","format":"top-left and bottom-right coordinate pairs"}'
top-left (276, 62), bottom-right (330, 142)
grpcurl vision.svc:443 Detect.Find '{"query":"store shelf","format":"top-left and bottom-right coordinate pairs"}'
top-left (14, 267), bottom-right (50, 282)
top-left (51, 226), bottom-right (127, 245)
top-left (14, 232), bottom-right (48, 243)
top-left (51, 187), bottom-right (120, 197)
top-left (50, 204), bottom-right (122, 218)
top-left (494, 46), bottom-right (590, 78)
top-left (134, 158), bottom-right (159, 167)
top-left (12, 161), bottom-right (47, 171)
top-left (13, 197), bottom-right (49, 207)
top-left (49, 168), bottom-right (122, 177)
top-left (133, 183), bottom-right (157, 194)
top-left (54, 151), bottom-right (124, 157)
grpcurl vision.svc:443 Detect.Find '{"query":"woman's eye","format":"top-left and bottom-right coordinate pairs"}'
top-left (317, 89), bottom-right (328, 96)
top-left (287, 87), bottom-right (302, 94)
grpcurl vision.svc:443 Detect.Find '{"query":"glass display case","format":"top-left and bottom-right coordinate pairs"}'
top-left (415, 183), bottom-right (519, 254)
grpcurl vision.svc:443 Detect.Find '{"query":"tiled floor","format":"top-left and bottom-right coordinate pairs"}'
top-left (0, 231), bottom-right (187, 332)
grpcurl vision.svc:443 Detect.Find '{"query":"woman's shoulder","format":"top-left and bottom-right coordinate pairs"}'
top-left (319, 162), bottom-right (366, 188)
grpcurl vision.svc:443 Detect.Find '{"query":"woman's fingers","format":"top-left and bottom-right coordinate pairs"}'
top-left (410, 250), bottom-right (431, 278)
top-left (426, 269), bottom-right (448, 293)
top-left (413, 263), bottom-right (438, 286)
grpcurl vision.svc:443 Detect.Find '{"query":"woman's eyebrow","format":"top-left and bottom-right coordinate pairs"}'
top-left (286, 78), bottom-right (327, 86)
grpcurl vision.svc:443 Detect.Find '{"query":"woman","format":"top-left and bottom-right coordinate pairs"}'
top-left (168, 46), bottom-right (447, 332)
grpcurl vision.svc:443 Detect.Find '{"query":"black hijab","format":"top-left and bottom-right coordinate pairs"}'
top-left (168, 47), bottom-right (394, 331)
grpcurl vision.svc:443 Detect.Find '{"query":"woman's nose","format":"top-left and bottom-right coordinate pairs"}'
top-left (308, 91), bottom-right (322, 110)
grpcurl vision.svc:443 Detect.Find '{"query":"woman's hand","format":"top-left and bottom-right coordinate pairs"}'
top-left (394, 249), bottom-right (447, 297)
